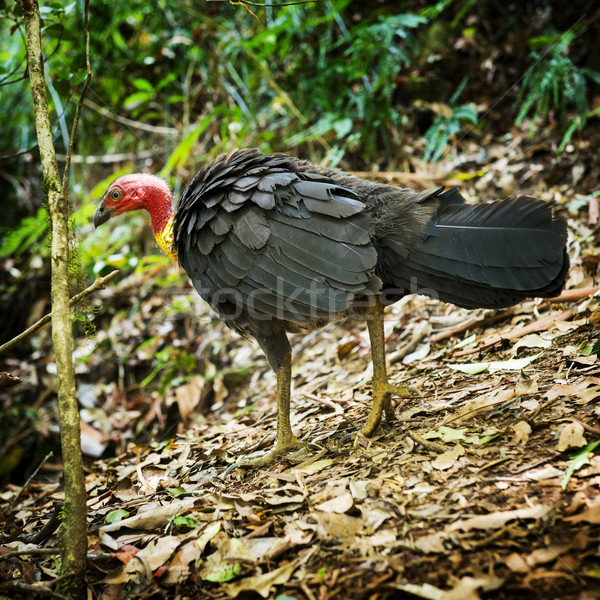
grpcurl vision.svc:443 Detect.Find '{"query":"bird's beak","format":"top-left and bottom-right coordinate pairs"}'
top-left (93, 203), bottom-right (113, 228)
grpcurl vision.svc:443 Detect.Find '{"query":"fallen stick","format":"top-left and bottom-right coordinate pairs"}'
top-left (0, 372), bottom-right (21, 390)
top-left (546, 287), bottom-right (600, 303)
top-left (0, 269), bottom-right (119, 356)
top-left (451, 309), bottom-right (574, 358)
top-left (431, 287), bottom-right (598, 345)
top-left (430, 308), bottom-right (516, 344)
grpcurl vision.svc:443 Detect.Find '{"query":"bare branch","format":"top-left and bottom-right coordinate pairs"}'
top-left (83, 98), bottom-right (179, 135)
top-left (0, 269), bottom-right (119, 356)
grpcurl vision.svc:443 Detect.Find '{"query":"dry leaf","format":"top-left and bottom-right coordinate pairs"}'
top-left (368, 528), bottom-right (397, 547)
top-left (104, 535), bottom-right (184, 584)
top-left (511, 421), bottom-right (531, 446)
top-left (413, 530), bottom-right (452, 554)
top-left (515, 373), bottom-right (539, 395)
top-left (448, 389), bottom-right (516, 424)
top-left (394, 575), bottom-right (503, 600)
top-left (447, 505), bottom-right (551, 532)
top-left (100, 498), bottom-right (196, 532)
top-left (349, 479), bottom-right (368, 501)
top-left (163, 539), bottom-right (203, 584)
top-left (523, 465), bottom-right (564, 481)
top-left (432, 445), bottom-right (465, 470)
top-left (315, 491), bottom-right (354, 514)
top-left (316, 512), bottom-right (363, 541)
top-left (289, 458), bottom-right (334, 474)
top-left (505, 552), bottom-right (530, 573)
top-left (521, 399), bottom-right (539, 411)
top-left (221, 560), bottom-right (299, 598)
top-left (175, 377), bottom-right (204, 421)
top-left (564, 499), bottom-right (600, 524)
top-left (558, 422), bottom-right (587, 452)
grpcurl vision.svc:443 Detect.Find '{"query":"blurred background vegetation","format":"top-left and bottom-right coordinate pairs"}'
top-left (1, 0), bottom-right (599, 479)
top-left (1, 0), bottom-right (599, 268)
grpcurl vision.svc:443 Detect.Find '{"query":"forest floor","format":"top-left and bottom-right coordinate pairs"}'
top-left (2, 127), bottom-right (600, 599)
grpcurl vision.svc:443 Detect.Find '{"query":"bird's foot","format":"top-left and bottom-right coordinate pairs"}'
top-left (224, 435), bottom-right (305, 475)
top-left (359, 380), bottom-right (422, 438)
top-left (381, 382), bottom-right (422, 421)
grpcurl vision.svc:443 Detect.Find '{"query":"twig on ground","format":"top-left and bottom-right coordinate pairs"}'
top-left (406, 430), bottom-right (447, 452)
top-left (0, 581), bottom-right (69, 599)
top-left (11, 452), bottom-right (54, 508)
top-left (430, 308), bottom-right (516, 344)
top-left (19, 501), bottom-right (62, 545)
top-left (573, 419), bottom-right (600, 436)
top-left (0, 371), bottom-right (21, 390)
top-left (0, 548), bottom-right (59, 562)
top-left (302, 392), bottom-right (345, 413)
top-left (547, 287), bottom-right (600, 302)
top-left (451, 309), bottom-right (573, 358)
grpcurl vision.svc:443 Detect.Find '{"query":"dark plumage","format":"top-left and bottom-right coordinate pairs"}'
top-left (95, 148), bottom-right (569, 470)
top-left (175, 150), bottom-right (567, 366)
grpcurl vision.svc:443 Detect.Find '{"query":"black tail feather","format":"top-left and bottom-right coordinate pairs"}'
top-left (388, 191), bottom-right (569, 309)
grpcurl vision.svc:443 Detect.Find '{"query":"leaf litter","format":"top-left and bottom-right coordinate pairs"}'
top-left (3, 138), bottom-right (600, 599)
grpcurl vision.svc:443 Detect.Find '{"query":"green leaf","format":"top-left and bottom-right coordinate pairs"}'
top-left (167, 486), bottom-right (204, 498)
top-left (172, 515), bottom-right (199, 528)
top-left (133, 78), bottom-right (154, 92)
top-left (333, 118), bottom-right (353, 138)
top-left (562, 440), bottom-right (600, 490)
top-left (447, 361), bottom-right (490, 375)
top-left (454, 333), bottom-right (476, 349)
top-left (479, 432), bottom-right (502, 445)
top-left (106, 509), bottom-right (129, 524)
top-left (202, 561), bottom-right (242, 583)
top-left (488, 353), bottom-right (542, 373)
top-left (452, 104), bottom-right (478, 123)
top-left (448, 353), bottom-right (541, 375)
top-left (0, 208), bottom-right (47, 257)
top-left (123, 91), bottom-right (153, 109)
top-left (438, 426), bottom-right (468, 442)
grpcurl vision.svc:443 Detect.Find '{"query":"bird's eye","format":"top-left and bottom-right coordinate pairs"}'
top-left (110, 190), bottom-right (121, 200)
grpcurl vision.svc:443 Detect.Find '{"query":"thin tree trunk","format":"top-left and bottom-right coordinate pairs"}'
top-left (18, 0), bottom-right (87, 596)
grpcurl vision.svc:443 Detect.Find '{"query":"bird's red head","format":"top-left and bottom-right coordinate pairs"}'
top-left (94, 173), bottom-right (173, 234)
top-left (94, 173), bottom-right (177, 260)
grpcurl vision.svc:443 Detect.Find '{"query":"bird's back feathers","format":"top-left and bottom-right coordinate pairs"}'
top-left (174, 149), bottom-right (569, 342)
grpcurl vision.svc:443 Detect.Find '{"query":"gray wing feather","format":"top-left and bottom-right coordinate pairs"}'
top-left (174, 149), bottom-right (379, 328)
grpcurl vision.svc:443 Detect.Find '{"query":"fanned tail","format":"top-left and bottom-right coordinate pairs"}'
top-left (387, 190), bottom-right (569, 309)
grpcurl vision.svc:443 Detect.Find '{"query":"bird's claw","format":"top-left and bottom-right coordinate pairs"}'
top-left (223, 436), bottom-right (306, 476)
top-left (341, 381), bottom-right (419, 444)
top-left (387, 383), bottom-right (422, 398)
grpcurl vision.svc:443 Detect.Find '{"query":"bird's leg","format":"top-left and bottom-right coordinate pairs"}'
top-left (360, 296), bottom-right (412, 437)
top-left (225, 345), bottom-right (303, 474)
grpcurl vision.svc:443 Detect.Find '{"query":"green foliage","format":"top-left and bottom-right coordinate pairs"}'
top-left (137, 343), bottom-right (196, 392)
top-left (171, 514), bottom-right (199, 529)
top-left (3, 1), bottom-right (599, 361)
top-left (516, 27), bottom-right (600, 146)
top-left (0, 208), bottom-right (48, 257)
top-left (105, 509), bottom-right (129, 523)
top-left (422, 77), bottom-right (478, 162)
top-left (580, 332), bottom-right (600, 357)
top-left (562, 440), bottom-right (600, 490)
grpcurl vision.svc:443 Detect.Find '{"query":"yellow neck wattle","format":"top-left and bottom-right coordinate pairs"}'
top-left (155, 215), bottom-right (177, 261)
